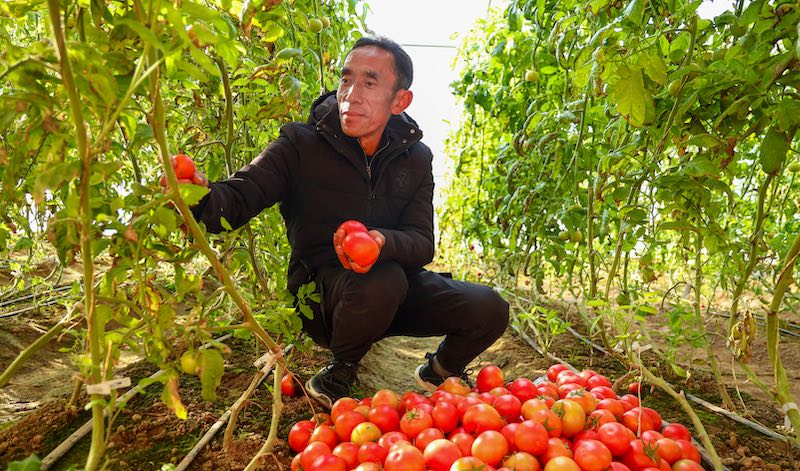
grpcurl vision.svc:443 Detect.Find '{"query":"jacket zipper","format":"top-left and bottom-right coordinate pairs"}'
top-left (364, 140), bottom-right (391, 182)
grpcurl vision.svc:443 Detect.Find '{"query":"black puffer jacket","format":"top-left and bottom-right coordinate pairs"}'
top-left (191, 91), bottom-right (435, 292)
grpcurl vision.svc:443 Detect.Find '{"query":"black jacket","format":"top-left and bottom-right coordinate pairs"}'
top-left (191, 91), bottom-right (435, 292)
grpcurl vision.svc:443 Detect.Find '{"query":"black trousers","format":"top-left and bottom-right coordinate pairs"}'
top-left (300, 262), bottom-right (510, 374)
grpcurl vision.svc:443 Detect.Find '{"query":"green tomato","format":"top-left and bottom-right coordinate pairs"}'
top-left (570, 231), bottom-right (583, 243)
top-left (181, 351), bottom-right (198, 375)
top-left (788, 161), bottom-right (800, 172)
top-left (308, 18), bottom-right (323, 34)
top-left (321, 16), bottom-right (331, 29)
top-left (558, 230), bottom-right (571, 241)
top-left (525, 70), bottom-right (540, 82)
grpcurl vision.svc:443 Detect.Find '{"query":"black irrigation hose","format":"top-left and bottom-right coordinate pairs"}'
top-left (0, 296), bottom-right (70, 319)
top-left (510, 321), bottom-right (725, 470)
top-left (561, 322), bottom-right (800, 452)
top-left (0, 285), bottom-right (72, 308)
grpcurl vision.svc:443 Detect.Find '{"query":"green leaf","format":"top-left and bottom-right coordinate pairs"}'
top-left (609, 64), bottom-right (647, 126)
top-left (275, 47), bottom-right (302, 63)
top-left (759, 128), bottom-right (788, 175)
top-left (199, 348), bottom-right (224, 402)
top-left (116, 19), bottom-right (165, 51)
top-left (189, 48), bottom-right (220, 77)
top-left (638, 51), bottom-right (667, 85)
top-left (539, 65), bottom-right (558, 75)
top-left (7, 454), bottom-right (42, 471)
top-left (623, 0), bottom-right (644, 25)
top-left (178, 183), bottom-right (210, 207)
top-left (220, 216), bottom-right (233, 231)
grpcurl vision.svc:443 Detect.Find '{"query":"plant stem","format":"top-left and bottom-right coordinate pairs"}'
top-left (244, 362), bottom-right (284, 471)
top-left (0, 314), bottom-right (69, 387)
top-left (46, 1), bottom-right (104, 469)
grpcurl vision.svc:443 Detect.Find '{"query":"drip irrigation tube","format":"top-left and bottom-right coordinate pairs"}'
top-left (0, 285), bottom-right (72, 308)
top-left (40, 334), bottom-right (233, 470)
top-left (0, 296), bottom-right (69, 319)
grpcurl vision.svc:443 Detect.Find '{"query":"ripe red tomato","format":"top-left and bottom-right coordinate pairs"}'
top-left (280, 373), bottom-right (296, 397)
top-left (494, 394), bottom-right (522, 420)
top-left (619, 394), bottom-right (640, 408)
top-left (586, 374), bottom-right (612, 389)
top-left (351, 422), bottom-right (382, 445)
top-left (543, 456), bottom-right (581, 471)
top-left (430, 390), bottom-right (457, 404)
top-left (432, 400), bottom-right (459, 433)
top-left (556, 371), bottom-right (586, 387)
top-left (503, 451), bottom-right (540, 471)
top-left (343, 231), bottom-right (380, 266)
top-left (440, 377), bottom-right (472, 395)
top-left (514, 420), bottom-right (548, 455)
top-left (586, 409), bottom-right (616, 431)
top-left (402, 391), bottom-right (431, 411)
top-left (310, 424), bottom-right (339, 449)
top-left (456, 396), bottom-right (483, 416)
top-left (471, 430), bottom-right (509, 467)
top-left (334, 411), bottom-right (367, 442)
top-left (590, 386), bottom-right (618, 400)
top-left (597, 422), bottom-right (636, 457)
top-left (354, 405), bottom-right (371, 418)
top-left (331, 397), bottom-right (359, 421)
top-left (369, 404), bottom-right (401, 433)
top-left (565, 389), bottom-right (597, 414)
top-left (462, 403), bottom-right (504, 433)
top-left (500, 422), bottom-right (519, 452)
top-left (312, 412), bottom-right (333, 426)
top-left (641, 407), bottom-right (662, 430)
top-left (423, 438), bottom-right (463, 471)
top-left (509, 378), bottom-right (540, 402)
top-left (628, 382), bottom-right (642, 395)
top-left (378, 431), bottom-right (410, 449)
top-left (489, 386), bottom-right (511, 397)
top-left (414, 427), bottom-right (445, 450)
top-left (172, 154), bottom-right (195, 179)
top-left (400, 408), bottom-right (433, 439)
top-left (338, 219), bottom-right (368, 235)
top-left (609, 463), bottom-right (632, 471)
top-left (354, 463), bottom-right (383, 471)
top-left (373, 389), bottom-right (402, 412)
top-left (290, 453), bottom-right (301, 471)
top-left (288, 420), bottom-right (314, 452)
top-left (572, 429), bottom-right (599, 443)
top-left (596, 398), bottom-right (625, 419)
top-left (476, 365), bottom-right (505, 393)
top-left (300, 442), bottom-right (332, 471)
top-left (622, 439), bottom-right (661, 470)
top-left (521, 398), bottom-right (550, 419)
top-left (358, 442), bottom-right (388, 464)
top-left (540, 438), bottom-right (573, 465)
top-left (671, 459), bottom-right (704, 471)
top-left (573, 439), bottom-right (612, 471)
top-left (640, 430), bottom-right (664, 445)
top-left (311, 453), bottom-right (347, 471)
top-left (675, 439), bottom-right (701, 463)
top-left (384, 442), bottom-right (425, 471)
top-left (654, 437), bottom-right (682, 464)
top-left (551, 399), bottom-right (586, 437)
top-left (547, 364), bottom-right (571, 382)
top-left (661, 423), bottom-right (691, 442)
top-left (451, 456), bottom-right (489, 471)
top-left (558, 383), bottom-right (584, 398)
top-left (529, 409), bottom-right (563, 438)
top-left (449, 432), bottom-right (475, 457)
top-left (332, 442), bottom-right (360, 469)
top-left (622, 408), bottom-right (656, 435)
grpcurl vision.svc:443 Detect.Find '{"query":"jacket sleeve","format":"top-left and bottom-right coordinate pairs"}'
top-left (191, 127), bottom-right (297, 233)
top-left (376, 150), bottom-right (435, 269)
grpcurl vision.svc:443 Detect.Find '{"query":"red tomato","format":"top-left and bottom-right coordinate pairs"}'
top-left (310, 424), bottom-right (339, 449)
top-left (654, 438), bottom-right (682, 464)
top-left (500, 423), bottom-right (519, 452)
top-left (558, 383), bottom-right (583, 399)
top-left (338, 219), bottom-right (368, 235)
top-left (288, 420), bottom-right (314, 452)
top-left (640, 430), bottom-right (664, 445)
top-left (451, 456), bottom-right (489, 471)
top-left (556, 371), bottom-right (586, 387)
top-left (415, 427), bottom-right (445, 450)
top-left (411, 402), bottom-right (433, 416)
top-left (384, 442), bottom-right (425, 471)
top-left (423, 439), bottom-right (463, 471)
top-left (351, 422), bottom-right (382, 445)
top-left (450, 432), bottom-right (475, 457)
top-left (172, 154), bottom-right (195, 179)
top-left (358, 442), bottom-right (388, 464)
top-left (431, 400), bottom-right (460, 434)
top-left (463, 404), bottom-right (504, 433)
top-left (300, 442), bottom-right (332, 471)
top-left (596, 398), bottom-right (625, 419)
top-left (379, 431), bottom-right (410, 449)
top-left (280, 373), bottom-right (296, 397)
top-left (402, 391), bottom-right (431, 411)
top-left (566, 389), bottom-right (597, 414)
top-left (579, 369), bottom-right (598, 382)
top-left (369, 404), bottom-right (401, 434)
top-left (591, 386), bottom-right (618, 400)
top-left (311, 453), bottom-right (347, 471)
top-left (661, 423), bottom-right (691, 442)
top-left (343, 232), bottom-right (380, 266)
top-left (586, 409), bottom-right (617, 431)
top-left (547, 364), bottom-right (571, 382)
top-left (551, 399), bottom-right (586, 438)
top-left (354, 405), bottom-right (371, 418)
top-left (331, 397), bottom-right (359, 421)
top-left (573, 430), bottom-right (600, 443)
top-left (514, 420), bottom-right (549, 455)
top-left (332, 442), bottom-right (360, 469)
top-left (373, 389), bottom-right (402, 413)
top-left (489, 386), bottom-right (512, 397)
top-left (586, 375), bottom-right (612, 389)
top-left (439, 377), bottom-right (472, 395)
top-left (354, 463), bottom-right (383, 471)
top-left (675, 439), bottom-right (701, 463)
top-left (400, 408), bottom-right (434, 439)
top-left (334, 411), bottom-right (367, 442)
top-left (622, 439), bottom-right (661, 470)
top-left (430, 390), bottom-right (457, 404)
top-left (672, 459), bottom-right (704, 471)
top-left (478, 392), bottom-right (497, 405)
top-left (471, 430), bottom-right (509, 467)
top-left (609, 463), bottom-right (632, 471)
top-left (529, 409), bottom-right (563, 438)
top-left (476, 365), bottom-right (505, 393)
top-left (641, 407), bottom-right (662, 431)
top-left (290, 453), bottom-right (301, 471)
top-left (619, 394), bottom-right (640, 408)
top-left (628, 382), bottom-right (642, 395)
top-left (543, 456), bottom-right (580, 471)
top-left (503, 451), bottom-right (541, 471)
top-left (539, 438), bottom-right (573, 465)
top-left (597, 422), bottom-right (636, 456)
top-left (508, 378), bottom-right (540, 402)
top-left (573, 439), bottom-right (612, 471)
top-left (622, 408), bottom-right (656, 435)
top-left (360, 397), bottom-right (373, 407)
top-left (312, 412), bottom-right (333, 427)
top-left (521, 398), bottom-right (550, 420)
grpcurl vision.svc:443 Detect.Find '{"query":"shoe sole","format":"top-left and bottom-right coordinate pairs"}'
top-left (304, 378), bottom-right (333, 409)
top-left (414, 364), bottom-right (438, 392)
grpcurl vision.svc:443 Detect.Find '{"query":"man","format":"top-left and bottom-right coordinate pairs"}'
top-left (181, 36), bottom-right (509, 407)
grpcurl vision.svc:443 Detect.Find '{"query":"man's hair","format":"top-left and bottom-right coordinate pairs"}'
top-left (349, 36), bottom-right (413, 91)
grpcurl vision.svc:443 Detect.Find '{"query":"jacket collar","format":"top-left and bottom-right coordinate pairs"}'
top-left (309, 91), bottom-right (423, 154)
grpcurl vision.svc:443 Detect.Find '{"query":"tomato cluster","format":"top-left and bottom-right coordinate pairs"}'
top-left (287, 364), bottom-right (705, 471)
top-left (338, 220), bottom-right (380, 267)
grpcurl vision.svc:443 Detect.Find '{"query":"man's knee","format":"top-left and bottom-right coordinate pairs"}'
top-left (466, 286), bottom-right (510, 332)
top-left (341, 262), bottom-right (409, 313)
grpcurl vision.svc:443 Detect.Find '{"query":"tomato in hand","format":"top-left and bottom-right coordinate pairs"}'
top-left (172, 154), bottom-right (195, 179)
top-left (343, 231), bottom-right (380, 266)
top-left (338, 219), bottom-right (368, 235)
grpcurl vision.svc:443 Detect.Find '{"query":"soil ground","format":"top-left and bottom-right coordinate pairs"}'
top-left (1, 262), bottom-right (799, 470)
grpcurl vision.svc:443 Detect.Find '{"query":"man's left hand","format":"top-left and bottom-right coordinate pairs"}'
top-left (334, 229), bottom-right (385, 274)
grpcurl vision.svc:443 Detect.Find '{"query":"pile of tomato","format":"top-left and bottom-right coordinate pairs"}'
top-left (286, 364), bottom-right (706, 471)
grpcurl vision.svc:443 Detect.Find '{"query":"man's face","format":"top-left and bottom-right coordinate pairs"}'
top-left (336, 46), bottom-right (411, 147)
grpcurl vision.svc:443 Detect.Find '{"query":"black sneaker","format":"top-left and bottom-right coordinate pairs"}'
top-left (305, 360), bottom-right (358, 408)
top-left (414, 353), bottom-right (471, 392)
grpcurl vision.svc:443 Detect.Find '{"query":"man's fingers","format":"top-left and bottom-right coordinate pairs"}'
top-left (192, 172), bottom-right (209, 187)
top-left (351, 262), bottom-right (373, 274)
top-left (334, 241), bottom-right (351, 270)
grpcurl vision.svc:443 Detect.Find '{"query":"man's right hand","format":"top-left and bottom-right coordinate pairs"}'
top-left (159, 155), bottom-right (209, 191)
